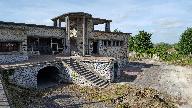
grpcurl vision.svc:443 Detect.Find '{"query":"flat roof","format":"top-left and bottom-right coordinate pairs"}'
top-left (51, 12), bottom-right (92, 21)
top-left (51, 12), bottom-right (112, 24)
top-left (0, 21), bottom-right (64, 29)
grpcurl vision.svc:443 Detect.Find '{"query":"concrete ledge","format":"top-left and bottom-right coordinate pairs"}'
top-left (0, 55), bottom-right (28, 64)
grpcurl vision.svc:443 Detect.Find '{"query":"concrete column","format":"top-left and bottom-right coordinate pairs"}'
top-left (57, 19), bottom-right (61, 27)
top-left (65, 16), bottom-right (70, 55)
top-left (105, 22), bottom-right (110, 32)
top-left (51, 38), bottom-right (52, 48)
top-left (82, 16), bottom-right (86, 56)
top-left (53, 20), bottom-right (57, 27)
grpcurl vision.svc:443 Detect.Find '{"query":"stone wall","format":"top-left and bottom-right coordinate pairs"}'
top-left (90, 31), bottom-right (129, 58)
top-left (0, 55), bottom-right (28, 64)
top-left (89, 31), bottom-right (129, 69)
top-left (9, 65), bottom-right (46, 88)
top-left (62, 62), bottom-right (94, 86)
top-left (80, 60), bottom-right (114, 82)
top-left (8, 62), bottom-right (95, 88)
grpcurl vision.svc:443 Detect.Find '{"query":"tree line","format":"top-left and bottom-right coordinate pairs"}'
top-left (128, 28), bottom-right (192, 65)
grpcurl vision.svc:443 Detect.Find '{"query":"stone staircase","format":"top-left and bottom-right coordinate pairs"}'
top-left (62, 58), bottom-right (109, 88)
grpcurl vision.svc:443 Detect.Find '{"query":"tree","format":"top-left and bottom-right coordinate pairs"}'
top-left (128, 36), bottom-right (134, 51)
top-left (134, 30), bottom-right (153, 54)
top-left (113, 28), bottom-right (121, 33)
top-left (178, 28), bottom-right (192, 55)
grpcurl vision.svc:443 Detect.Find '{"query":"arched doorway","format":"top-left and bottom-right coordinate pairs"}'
top-left (37, 66), bottom-right (60, 88)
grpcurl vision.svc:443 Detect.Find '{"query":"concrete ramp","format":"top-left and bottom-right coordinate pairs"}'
top-left (0, 75), bottom-right (10, 108)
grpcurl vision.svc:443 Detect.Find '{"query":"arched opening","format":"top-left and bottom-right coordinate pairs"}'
top-left (37, 66), bottom-right (60, 88)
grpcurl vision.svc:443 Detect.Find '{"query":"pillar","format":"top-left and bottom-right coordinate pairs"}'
top-left (82, 16), bottom-right (86, 56)
top-left (105, 22), bottom-right (110, 32)
top-left (57, 19), bottom-right (61, 27)
top-left (51, 38), bottom-right (52, 49)
top-left (65, 16), bottom-right (70, 55)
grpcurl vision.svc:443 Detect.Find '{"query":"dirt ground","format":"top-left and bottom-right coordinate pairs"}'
top-left (120, 59), bottom-right (192, 108)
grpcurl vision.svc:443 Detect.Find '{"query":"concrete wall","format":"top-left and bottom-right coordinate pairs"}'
top-left (89, 31), bottom-right (129, 69)
top-left (90, 31), bottom-right (128, 58)
top-left (0, 22), bottom-right (66, 38)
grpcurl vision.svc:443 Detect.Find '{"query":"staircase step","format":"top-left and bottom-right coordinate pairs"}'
top-left (83, 72), bottom-right (93, 76)
top-left (99, 82), bottom-right (109, 88)
top-left (85, 74), bottom-right (96, 79)
top-left (95, 79), bottom-right (105, 85)
top-left (97, 80), bottom-right (107, 86)
top-left (89, 76), bottom-right (99, 81)
top-left (93, 78), bottom-right (102, 83)
top-left (80, 71), bottom-right (91, 75)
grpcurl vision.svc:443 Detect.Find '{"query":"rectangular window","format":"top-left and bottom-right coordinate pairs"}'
top-left (0, 42), bottom-right (20, 52)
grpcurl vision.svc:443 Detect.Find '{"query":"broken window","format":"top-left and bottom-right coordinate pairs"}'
top-left (0, 42), bottom-right (20, 52)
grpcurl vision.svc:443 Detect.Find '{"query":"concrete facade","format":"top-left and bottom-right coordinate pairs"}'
top-left (0, 12), bottom-right (131, 88)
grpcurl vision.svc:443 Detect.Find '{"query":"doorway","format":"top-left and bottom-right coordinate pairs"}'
top-left (92, 41), bottom-right (99, 54)
top-left (52, 43), bottom-right (58, 51)
top-left (114, 62), bottom-right (118, 79)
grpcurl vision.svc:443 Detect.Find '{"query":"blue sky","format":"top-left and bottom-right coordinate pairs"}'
top-left (0, 0), bottom-right (192, 44)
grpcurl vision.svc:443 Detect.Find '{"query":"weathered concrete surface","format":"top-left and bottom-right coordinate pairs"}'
top-left (0, 75), bottom-right (10, 108)
top-left (120, 59), bottom-right (192, 107)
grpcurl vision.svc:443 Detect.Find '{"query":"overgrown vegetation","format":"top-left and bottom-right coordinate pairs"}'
top-left (5, 83), bottom-right (178, 108)
top-left (129, 28), bottom-right (192, 66)
top-left (71, 84), bottom-right (177, 108)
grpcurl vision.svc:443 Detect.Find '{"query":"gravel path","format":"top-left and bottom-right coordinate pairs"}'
top-left (120, 60), bottom-right (192, 107)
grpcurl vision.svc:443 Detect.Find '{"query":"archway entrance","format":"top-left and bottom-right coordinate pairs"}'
top-left (37, 66), bottom-right (60, 88)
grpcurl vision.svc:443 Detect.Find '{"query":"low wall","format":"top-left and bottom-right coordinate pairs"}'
top-left (9, 65), bottom-right (46, 88)
top-left (0, 54), bottom-right (28, 64)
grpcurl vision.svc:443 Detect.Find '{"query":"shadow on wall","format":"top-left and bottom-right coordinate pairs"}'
top-left (117, 62), bottom-right (158, 82)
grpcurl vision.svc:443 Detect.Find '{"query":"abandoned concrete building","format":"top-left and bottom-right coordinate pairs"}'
top-left (0, 12), bottom-right (131, 89)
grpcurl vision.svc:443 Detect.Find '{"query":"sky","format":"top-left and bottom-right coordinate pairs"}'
top-left (0, 0), bottom-right (192, 44)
